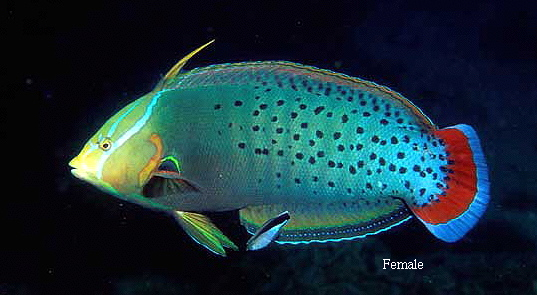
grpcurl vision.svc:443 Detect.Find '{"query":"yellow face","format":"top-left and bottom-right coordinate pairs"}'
top-left (69, 95), bottom-right (164, 198)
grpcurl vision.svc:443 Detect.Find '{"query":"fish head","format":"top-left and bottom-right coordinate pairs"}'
top-left (69, 96), bottom-right (163, 198)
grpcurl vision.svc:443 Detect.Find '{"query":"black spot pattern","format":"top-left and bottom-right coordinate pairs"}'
top-left (217, 67), bottom-right (449, 208)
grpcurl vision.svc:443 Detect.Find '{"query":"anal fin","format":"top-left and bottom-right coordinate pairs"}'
top-left (174, 211), bottom-right (238, 256)
top-left (240, 198), bottom-right (411, 244)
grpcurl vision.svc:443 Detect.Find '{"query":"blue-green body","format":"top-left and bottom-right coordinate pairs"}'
top-left (70, 44), bottom-right (489, 255)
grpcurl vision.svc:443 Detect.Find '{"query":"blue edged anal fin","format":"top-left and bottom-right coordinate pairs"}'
top-left (173, 211), bottom-right (238, 256)
top-left (240, 199), bottom-right (412, 244)
top-left (246, 211), bottom-right (290, 251)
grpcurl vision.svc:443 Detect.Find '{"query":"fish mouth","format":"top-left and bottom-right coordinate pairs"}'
top-left (69, 157), bottom-right (98, 183)
top-left (70, 167), bottom-right (88, 181)
top-left (69, 161), bottom-right (120, 196)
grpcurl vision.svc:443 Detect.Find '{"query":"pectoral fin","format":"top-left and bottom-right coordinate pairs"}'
top-left (142, 170), bottom-right (201, 199)
top-left (173, 211), bottom-right (238, 256)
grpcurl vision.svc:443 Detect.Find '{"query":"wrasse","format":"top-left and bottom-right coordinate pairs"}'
top-left (69, 40), bottom-right (489, 256)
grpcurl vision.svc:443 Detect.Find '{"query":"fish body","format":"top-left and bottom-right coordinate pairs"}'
top-left (70, 42), bottom-right (489, 255)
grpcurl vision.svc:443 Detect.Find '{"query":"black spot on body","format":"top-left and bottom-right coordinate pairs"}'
top-left (234, 100), bottom-right (243, 106)
top-left (316, 130), bottom-right (324, 138)
top-left (349, 165), bottom-right (357, 174)
top-left (371, 135), bottom-right (379, 143)
top-left (238, 143), bottom-right (245, 149)
top-left (314, 106), bottom-right (325, 115)
top-left (356, 127), bottom-right (364, 134)
top-left (333, 132), bottom-right (342, 140)
top-left (214, 104), bottom-right (222, 110)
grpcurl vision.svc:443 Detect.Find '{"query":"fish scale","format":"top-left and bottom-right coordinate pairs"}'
top-left (70, 42), bottom-right (489, 255)
top-left (165, 62), bottom-right (448, 207)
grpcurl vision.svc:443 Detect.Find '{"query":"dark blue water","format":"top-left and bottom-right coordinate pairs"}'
top-left (5, 0), bottom-right (537, 294)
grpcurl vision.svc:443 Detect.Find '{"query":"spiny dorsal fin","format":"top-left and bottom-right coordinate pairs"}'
top-left (153, 39), bottom-right (215, 92)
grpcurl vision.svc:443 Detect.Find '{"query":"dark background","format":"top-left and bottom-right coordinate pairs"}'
top-left (4, 0), bottom-right (537, 294)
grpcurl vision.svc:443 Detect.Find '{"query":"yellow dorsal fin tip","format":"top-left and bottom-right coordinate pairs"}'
top-left (163, 39), bottom-right (215, 80)
top-left (154, 39), bottom-right (215, 91)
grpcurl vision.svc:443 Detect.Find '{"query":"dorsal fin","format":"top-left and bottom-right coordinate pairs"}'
top-left (153, 39), bottom-right (215, 92)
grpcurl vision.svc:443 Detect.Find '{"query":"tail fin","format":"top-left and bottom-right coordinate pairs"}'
top-left (409, 124), bottom-right (489, 242)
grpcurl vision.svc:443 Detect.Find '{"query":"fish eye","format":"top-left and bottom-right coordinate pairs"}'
top-left (99, 138), bottom-right (112, 151)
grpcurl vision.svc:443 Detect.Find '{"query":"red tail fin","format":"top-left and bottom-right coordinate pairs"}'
top-left (410, 124), bottom-right (489, 242)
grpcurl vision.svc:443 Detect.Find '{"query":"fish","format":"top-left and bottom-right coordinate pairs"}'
top-left (69, 40), bottom-right (490, 256)
top-left (246, 211), bottom-right (290, 251)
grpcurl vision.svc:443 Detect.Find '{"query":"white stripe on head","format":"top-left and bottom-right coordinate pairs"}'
top-left (96, 90), bottom-right (169, 179)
